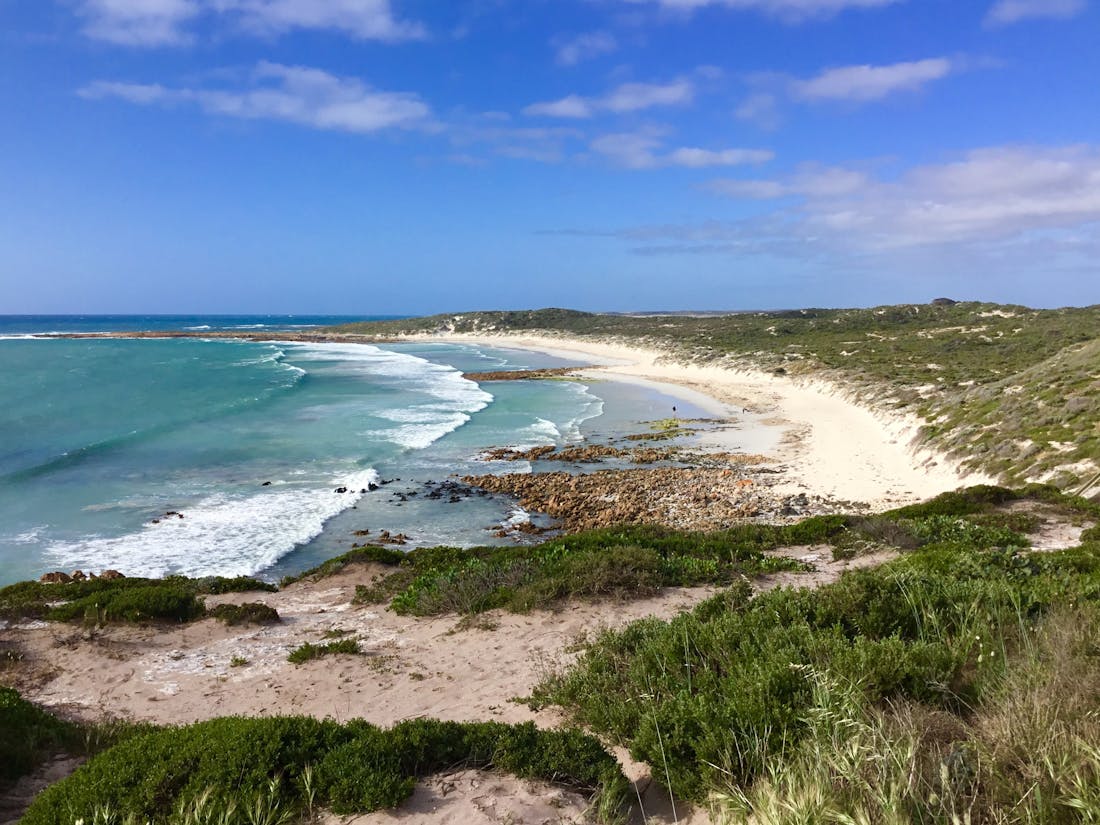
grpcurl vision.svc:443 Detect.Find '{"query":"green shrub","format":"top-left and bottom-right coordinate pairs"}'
top-left (48, 584), bottom-right (205, 624)
top-left (906, 515), bottom-right (1030, 548)
top-left (533, 540), bottom-right (1100, 800)
top-left (0, 574), bottom-right (274, 623)
top-left (287, 639), bottom-right (361, 664)
top-left (0, 688), bottom-right (82, 786)
top-left (207, 602), bottom-right (280, 625)
top-left (21, 717), bottom-right (629, 824)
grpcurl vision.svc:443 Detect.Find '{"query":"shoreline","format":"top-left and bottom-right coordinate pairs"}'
top-left (28, 328), bottom-right (994, 510)
top-left (402, 332), bottom-right (995, 509)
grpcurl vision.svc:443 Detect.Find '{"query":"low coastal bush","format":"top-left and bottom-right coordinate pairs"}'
top-left (0, 689), bottom-right (153, 791)
top-left (531, 525), bottom-right (1100, 808)
top-left (207, 602), bottom-right (280, 626)
top-left (20, 717), bottom-right (630, 824)
top-left (0, 574), bottom-right (275, 624)
top-left (48, 584), bottom-right (206, 624)
top-left (367, 524), bottom-right (810, 617)
top-left (287, 639), bottom-right (361, 664)
top-left (0, 687), bottom-right (82, 787)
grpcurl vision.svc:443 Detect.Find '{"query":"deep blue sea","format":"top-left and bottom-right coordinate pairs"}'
top-left (0, 316), bottom-right (708, 586)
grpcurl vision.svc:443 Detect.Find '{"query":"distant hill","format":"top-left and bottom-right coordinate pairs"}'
top-left (331, 302), bottom-right (1100, 491)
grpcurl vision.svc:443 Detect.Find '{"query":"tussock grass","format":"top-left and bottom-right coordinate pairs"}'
top-left (286, 639), bottom-right (361, 664)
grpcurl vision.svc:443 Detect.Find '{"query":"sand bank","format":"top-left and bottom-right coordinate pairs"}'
top-left (416, 333), bottom-right (995, 509)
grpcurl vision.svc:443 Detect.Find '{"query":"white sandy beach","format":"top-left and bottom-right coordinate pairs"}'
top-left (413, 332), bottom-right (995, 509)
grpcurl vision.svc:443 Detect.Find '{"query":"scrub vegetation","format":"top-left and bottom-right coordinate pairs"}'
top-left (16, 716), bottom-right (629, 825)
top-left (332, 302), bottom-right (1100, 488)
top-left (529, 486), bottom-right (1100, 821)
top-left (0, 575), bottom-right (276, 625)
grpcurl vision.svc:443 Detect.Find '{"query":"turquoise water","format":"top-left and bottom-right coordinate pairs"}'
top-left (0, 323), bottom-right (710, 585)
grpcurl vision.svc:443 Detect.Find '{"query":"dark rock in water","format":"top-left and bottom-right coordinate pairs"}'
top-left (152, 519), bottom-right (160, 524)
top-left (368, 482), bottom-right (379, 492)
top-left (335, 486), bottom-right (348, 494)
top-left (262, 481), bottom-right (272, 486)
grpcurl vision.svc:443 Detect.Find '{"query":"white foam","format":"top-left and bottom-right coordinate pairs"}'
top-left (562, 383), bottom-right (605, 442)
top-left (377, 412), bottom-right (472, 449)
top-left (285, 342), bottom-right (492, 450)
top-left (7, 526), bottom-right (46, 544)
top-left (186, 325), bottom-right (212, 331)
top-left (43, 469), bottom-right (379, 579)
top-left (504, 507), bottom-right (532, 527)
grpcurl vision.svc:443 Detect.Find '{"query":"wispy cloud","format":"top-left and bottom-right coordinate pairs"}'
top-left (208, 0), bottom-right (427, 41)
top-left (590, 129), bottom-right (773, 169)
top-left (78, 0), bottom-right (201, 46)
top-left (553, 31), bottom-right (618, 66)
top-left (985, 0), bottom-right (1087, 25)
top-left (76, 0), bottom-right (426, 46)
top-left (79, 62), bottom-right (433, 133)
top-left (793, 58), bottom-right (955, 102)
top-left (618, 0), bottom-right (903, 23)
top-left (703, 145), bottom-right (1100, 249)
top-left (554, 145), bottom-right (1100, 293)
top-left (524, 79), bottom-right (694, 118)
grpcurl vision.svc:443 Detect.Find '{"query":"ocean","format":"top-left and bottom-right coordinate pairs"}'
top-left (0, 316), bottom-right (710, 586)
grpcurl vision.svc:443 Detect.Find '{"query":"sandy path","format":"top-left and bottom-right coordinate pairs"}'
top-left (410, 333), bottom-right (995, 509)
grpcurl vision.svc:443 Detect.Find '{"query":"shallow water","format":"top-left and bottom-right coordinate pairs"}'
top-left (0, 318), bottom-right (724, 585)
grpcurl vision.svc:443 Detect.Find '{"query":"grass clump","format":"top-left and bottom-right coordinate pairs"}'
top-left (287, 639), bottom-right (362, 664)
top-left (207, 602), bottom-right (280, 626)
top-left (20, 717), bottom-right (629, 824)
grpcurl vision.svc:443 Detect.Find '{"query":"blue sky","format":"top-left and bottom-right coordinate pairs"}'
top-left (1, 0), bottom-right (1098, 313)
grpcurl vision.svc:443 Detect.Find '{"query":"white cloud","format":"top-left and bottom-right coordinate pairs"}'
top-left (76, 0), bottom-right (425, 46)
top-left (524, 79), bottom-right (694, 119)
top-left (735, 92), bottom-right (781, 129)
top-left (619, 0), bottom-right (902, 22)
top-left (793, 58), bottom-right (954, 102)
top-left (524, 95), bottom-right (594, 119)
top-left (707, 165), bottom-right (869, 198)
top-left (667, 147), bottom-right (776, 168)
top-left (209, 0), bottom-right (426, 41)
top-left (591, 130), bottom-right (773, 169)
top-left (985, 0), bottom-right (1086, 25)
top-left (554, 31), bottom-right (618, 66)
top-left (80, 62), bottom-right (432, 133)
top-left (79, 0), bottom-right (200, 46)
top-left (706, 145), bottom-right (1100, 249)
